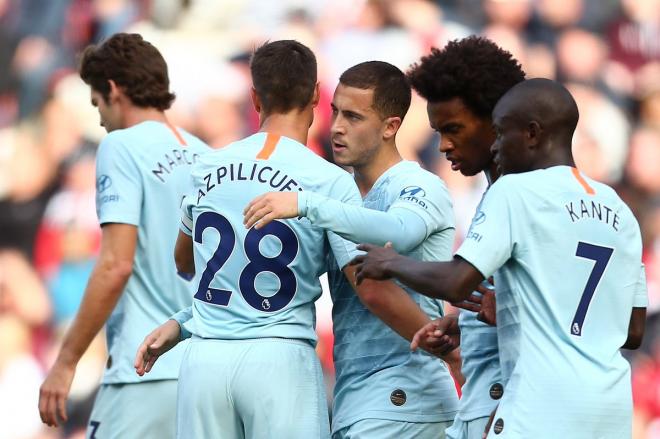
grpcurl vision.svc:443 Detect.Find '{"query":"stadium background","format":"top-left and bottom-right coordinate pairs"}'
top-left (0, 0), bottom-right (658, 437)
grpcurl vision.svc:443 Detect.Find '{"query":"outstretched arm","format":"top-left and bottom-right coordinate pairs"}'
top-left (39, 223), bottom-right (137, 427)
top-left (244, 191), bottom-right (433, 253)
top-left (351, 244), bottom-right (484, 303)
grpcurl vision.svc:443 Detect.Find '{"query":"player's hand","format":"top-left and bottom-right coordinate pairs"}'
top-left (134, 319), bottom-right (182, 376)
top-left (452, 277), bottom-right (496, 326)
top-left (410, 315), bottom-right (460, 356)
top-left (243, 192), bottom-right (298, 229)
top-left (39, 360), bottom-right (76, 427)
top-left (350, 243), bottom-right (399, 284)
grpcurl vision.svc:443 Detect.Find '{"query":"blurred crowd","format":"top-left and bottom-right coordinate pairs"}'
top-left (0, 0), bottom-right (659, 438)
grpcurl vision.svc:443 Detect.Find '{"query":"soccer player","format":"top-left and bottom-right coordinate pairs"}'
top-left (405, 37), bottom-right (525, 439)
top-left (37, 33), bottom-right (210, 438)
top-left (243, 60), bottom-right (460, 438)
top-left (351, 78), bottom-right (648, 438)
top-left (134, 41), bottom-right (431, 439)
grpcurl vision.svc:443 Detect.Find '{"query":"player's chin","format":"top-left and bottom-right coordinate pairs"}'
top-left (458, 166), bottom-right (480, 177)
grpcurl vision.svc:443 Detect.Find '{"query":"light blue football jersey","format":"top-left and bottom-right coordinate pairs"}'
top-left (95, 120), bottom-right (210, 384)
top-left (180, 132), bottom-right (361, 345)
top-left (456, 166), bottom-right (647, 438)
top-left (453, 193), bottom-right (502, 425)
top-left (328, 161), bottom-right (459, 433)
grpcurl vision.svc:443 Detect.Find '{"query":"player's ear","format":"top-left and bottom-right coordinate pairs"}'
top-left (311, 82), bottom-right (320, 108)
top-left (250, 87), bottom-right (261, 113)
top-left (527, 120), bottom-right (542, 148)
top-left (108, 80), bottom-right (121, 103)
top-left (383, 116), bottom-right (402, 141)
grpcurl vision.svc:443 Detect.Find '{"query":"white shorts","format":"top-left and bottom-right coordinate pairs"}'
top-left (87, 380), bottom-right (177, 439)
top-left (176, 337), bottom-right (330, 439)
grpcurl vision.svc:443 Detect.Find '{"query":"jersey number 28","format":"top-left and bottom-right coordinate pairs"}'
top-left (193, 211), bottom-right (299, 312)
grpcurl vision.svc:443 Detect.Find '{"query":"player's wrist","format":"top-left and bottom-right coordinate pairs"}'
top-left (55, 350), bottom-right (80, 369)
top-left (382, 253), bottom-right (404, 278)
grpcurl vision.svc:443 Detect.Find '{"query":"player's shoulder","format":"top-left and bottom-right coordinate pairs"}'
top-left (389, 160), bottom-right (449, 192)
top-left (177, 128), bottom-right (212, 153)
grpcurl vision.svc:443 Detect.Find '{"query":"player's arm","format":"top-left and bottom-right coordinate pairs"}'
top-left (622, 307), bottom-right (646, 350)
top-left (134, 306), bottom-right (193, 376)
top-left (623, 264), bottom-right (649, 350)
top-left (343, 265), bottom-right (431, 341)
top-left (174, 230), bottom-right (194, 275)
top-left (39, 223), bottom-right (137, 427)
top-left (175, 194), bottom-right (195, 275)
top-left (342, 265), bottom-right (463, 379)
top-left (351, 244), bottom-right (484, 303)
top-left (244, 191), bottom-right (430, 253)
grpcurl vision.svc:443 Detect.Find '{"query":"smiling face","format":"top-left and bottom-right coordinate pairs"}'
top-left (427, 97), bottom-right (495, 177)
top-left (330, 83), bottom-right (388, 168)
top-left (90, 88), bottom-right (122, 133)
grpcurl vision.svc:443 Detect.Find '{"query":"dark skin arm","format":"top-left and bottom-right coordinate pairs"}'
top-left (622, 307), bottom-right (646, 350)
top-left (351, 244), bottom-right (485, 303)
top-left (174, 231), bottom-right (195, 275)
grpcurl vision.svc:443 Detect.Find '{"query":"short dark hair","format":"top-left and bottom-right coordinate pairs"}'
top-left (250, 40), bottom-right (317, 114)
top-left (79, 33), bottom-right (175, 110)
top-left (339, 61), bottom-right (411, 120)
top-left (408, 36), bottom-right (525, 118)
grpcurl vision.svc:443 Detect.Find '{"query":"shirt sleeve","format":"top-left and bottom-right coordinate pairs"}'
top-left (95, 135), bottom-right (142, 226)
top-left (180, 194), bottom-right (194, 236)
top-left (170, 306), bottom-right (193, 340)
top-left (388, 175), bottom-right (455, 234)
top-left (299, 191), bottom-right (429, 253)
top-left (633, 264), bottom-right (648, 308)
top-left (323, 173), bottom-right (363, 269)
top-left (455, 179), bottom-right (516, 278)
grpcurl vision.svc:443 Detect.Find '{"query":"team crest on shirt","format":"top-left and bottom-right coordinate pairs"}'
top-left (399, 186), bottom-right (427, 209)
top-left (262, 299), bottom-right (271, 310)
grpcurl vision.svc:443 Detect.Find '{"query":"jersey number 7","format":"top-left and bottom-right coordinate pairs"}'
top-left (193, 211), bottom-right (299, 312)
top-left (571, 241), bottom-right (614, 336)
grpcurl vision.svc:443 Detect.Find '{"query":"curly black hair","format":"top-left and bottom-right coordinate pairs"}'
top-left (408, 36), bottom-right (525, 118)
top-left (80, 33), bottom-right (175, 110)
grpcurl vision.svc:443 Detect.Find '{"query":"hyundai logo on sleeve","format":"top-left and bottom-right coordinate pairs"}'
top-left (96, 175), bottom-right (113, 193)
top-left (400, 186), bottom-right (426, 198)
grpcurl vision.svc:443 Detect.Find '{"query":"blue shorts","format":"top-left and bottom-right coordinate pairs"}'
top-left (446, 416), bottom-right (490, 439)
top-left (87, 380), bottom-right (177, 439)
top-left (333, 418), bottom-right (453, 439)
top-left (176, 337), bottom-right (330, 439)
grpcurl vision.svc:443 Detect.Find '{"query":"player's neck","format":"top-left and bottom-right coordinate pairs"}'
top-left (353, 146), bottom-right (402, 197)
top-left (258, 112), bottom-right (311, 146)
top-left (485, 161), bottom-right (500, 186)
top-left (533, 140), bottom-right (576, 170)
top-left (122, 106), bottom-right (167, 128)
